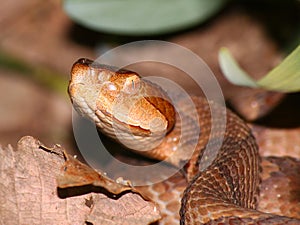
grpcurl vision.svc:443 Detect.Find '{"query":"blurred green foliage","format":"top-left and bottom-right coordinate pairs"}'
top-left (63, 0), bottom-right (227, 36)
top-left (219, 45), bottom-right (300, 92)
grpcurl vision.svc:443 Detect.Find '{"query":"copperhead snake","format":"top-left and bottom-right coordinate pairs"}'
top-left (68, 58), bottom-right (300, 225)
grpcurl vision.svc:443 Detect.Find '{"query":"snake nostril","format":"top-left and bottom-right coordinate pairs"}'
top-left (77, 58), bottom-right (94, 65)
top-left (77, 58), bottom-right (86, 64)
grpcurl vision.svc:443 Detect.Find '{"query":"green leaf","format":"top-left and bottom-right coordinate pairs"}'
top-left (218, 45), bottom-right (300, 93)
top-left (63, 0), bottom-right (226, 35)
top-left (218, 48), bottom-right (258, 88)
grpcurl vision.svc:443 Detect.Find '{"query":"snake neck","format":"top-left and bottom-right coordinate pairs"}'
top-left (179, 97), bottom-right (261, 224)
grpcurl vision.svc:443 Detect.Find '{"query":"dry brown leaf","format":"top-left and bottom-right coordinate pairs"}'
top-left (57, 151), bottom-right (134, 195)
top-left (56, 145), bottom-right (161, 224)
top-left (0, 136), bottom-right (160, 225)
top-left (87, 193), bottom-right (160, 225)
top-left (0, 136), bottom-right (90, 225)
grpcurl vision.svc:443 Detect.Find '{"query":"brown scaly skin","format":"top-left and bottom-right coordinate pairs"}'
top-left (180, 98), bottom-right (260, 224)
top-left (179, 98), bottom-right (300, 224)
top-left (69, 58), bottom-right (300, 225)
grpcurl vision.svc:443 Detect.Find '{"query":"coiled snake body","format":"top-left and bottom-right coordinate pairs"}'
top-left (69, 58), bottom-right (300, 224)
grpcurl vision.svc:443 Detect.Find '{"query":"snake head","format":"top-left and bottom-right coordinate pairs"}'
top-left (69, 58), bottom-right (176, 152)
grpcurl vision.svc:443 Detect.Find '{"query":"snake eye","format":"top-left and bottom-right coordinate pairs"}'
top-left (123, 75), bottom-right (141, 94)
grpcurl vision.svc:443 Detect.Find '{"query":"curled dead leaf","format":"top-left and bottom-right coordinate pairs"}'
top-left (57, 151), bottom-right (134, 195)
top-left (0, 136), bottom-right (160, 225)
